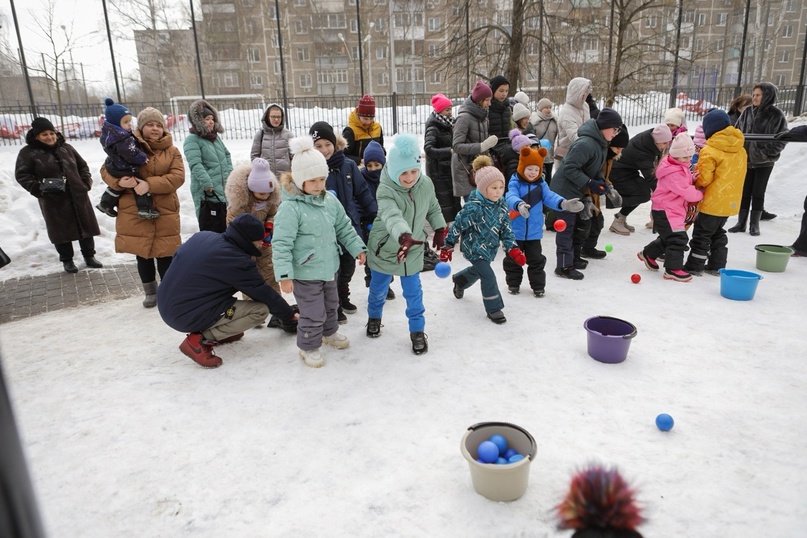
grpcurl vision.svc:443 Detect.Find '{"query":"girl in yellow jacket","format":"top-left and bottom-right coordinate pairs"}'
top-left (684, 109), bottom-right (747, 276)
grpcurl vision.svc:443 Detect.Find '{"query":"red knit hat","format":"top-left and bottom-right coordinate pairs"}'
top-left (471, 80), bottom-right (493, 103)
top-left (357, 95), bottom-right (376, 117)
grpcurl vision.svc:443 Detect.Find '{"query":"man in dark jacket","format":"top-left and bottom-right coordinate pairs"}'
top-left (158, 214), bottom-right (297, 368)
top-left (550, 108), bottom-right (623, 279)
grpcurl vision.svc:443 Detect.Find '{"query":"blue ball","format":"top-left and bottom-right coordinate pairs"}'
top-left (504, 448), bottom-right (518, 459)
top-left (496, 457), bottom-right (509, 465)
top-left (434, 261), bottom-right (451, 278)
top-left (656, 413), bottom-right (675, 431)
top-left (539, 138), bottom-right (552, 151)
top-left (488, 434), bottom-right (508, 456)
top-left (477, 440), bottom-right (499, 463)
top-left (508, 454), bottom-right (525, 463)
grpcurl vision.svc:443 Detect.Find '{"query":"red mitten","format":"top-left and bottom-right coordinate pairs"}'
top-left (397, 233), bottom-right (424, 263)
top-left (262, 222), bottom-right (274, 245)
top-left (439, 246), bottom-right (453, 262)
top-left (508, 247), bottom-right (526, 266)
top-left (432, 228), bottom-right (447, 249)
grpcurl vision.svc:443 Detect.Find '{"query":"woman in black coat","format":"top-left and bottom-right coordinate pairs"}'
top-left (14, 118), bottom-right (103, 273)
top-left (606, 124), bottom-right (672, 235)
top-left (730, 82), bottom-right (789, 236)
top-left (424, 94), bottom-right (461, 222)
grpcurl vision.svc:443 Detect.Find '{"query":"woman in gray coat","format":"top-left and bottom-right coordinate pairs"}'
top-left (451, 80), bottom-right (499, 199)
top-left (250, 103), bottom-right (292, 176)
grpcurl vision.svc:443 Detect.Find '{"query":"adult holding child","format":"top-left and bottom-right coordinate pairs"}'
top-left (184, 99), bottom-right (233, 232)
top-left (100, 107), bottom-right (185, 307)
top-left (15, 117), bottom-right (103, 274)
top-left (452, 80), bottom-right (498, 200)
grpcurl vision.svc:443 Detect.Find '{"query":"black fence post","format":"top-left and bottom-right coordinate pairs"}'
top-left (391, 92), bottom-right (398, 135)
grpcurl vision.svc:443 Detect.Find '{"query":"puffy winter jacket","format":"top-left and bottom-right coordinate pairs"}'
top-left (250, 103), bottom-right (292, 175)
top-left (549, 119), bottom-right (608, 201)
top-left (555, 77), bottom-right (592, 159)
top-left (100, 121), bottom-right (148, 176)
top-left (451, 97), bottom-right (489, 198)
top-left (445, 189), bottom-right (516, 262)
top-left (343, 109), bottom-right (384, 165)
top-left (424, 111), bottom-right (459, 222)
top-left (505, 173), bottom-right (565, 241)
top-left (735, 82), bottom-right (788, 168)
top-left (608, 128), bottom-right (664, 207)
top-left (326, 135), bottom-right (378, 237)
top-left (695, 126), bottom-right (747, 217)
top-left (184, 99), bottom-right (233, 217)
top-left (651, 155), bottom-right (703, 230)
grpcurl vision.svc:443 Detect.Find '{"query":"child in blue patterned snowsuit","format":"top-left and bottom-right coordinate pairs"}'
top-left (444, 156), bottom-right (526, 325)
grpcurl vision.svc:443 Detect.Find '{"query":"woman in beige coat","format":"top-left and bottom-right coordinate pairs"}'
top-left (101, 107), bottom-right (185, 307)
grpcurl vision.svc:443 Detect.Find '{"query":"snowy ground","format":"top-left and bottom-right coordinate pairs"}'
top-left (1, 129), bottom-right (806, 537)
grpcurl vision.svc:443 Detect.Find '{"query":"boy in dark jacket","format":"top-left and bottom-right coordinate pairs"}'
top-left (158, 214), bottom-right (297, 368)
top-left (310, 121), bottom-right (378, 322)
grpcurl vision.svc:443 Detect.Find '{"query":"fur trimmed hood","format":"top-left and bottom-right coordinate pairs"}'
top-left (280, 171), bottom-right (303, 195)
top-left (225, 163), bottom-right (281, 215)
top-left (334, 132), bottom-right (348, 152)
top-left (188, 99), bottom-right (224, 136)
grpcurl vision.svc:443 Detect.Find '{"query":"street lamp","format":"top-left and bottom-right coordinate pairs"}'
top-left (364, 22), bottom-right (374, 95)
top-left (337, 33), bottom-right (353, 61)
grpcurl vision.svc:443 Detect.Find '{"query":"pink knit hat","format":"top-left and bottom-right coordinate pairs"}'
top-left (651, 124), bottom-right (673, 143)
top-left (472, 155), bottom-right (504, 197)
top-left (431, 93), bottom-right (453, 113)
top-left (669, 132), bottom-right (695, 159)
top-left (693, 125), bottom-right (706, 148)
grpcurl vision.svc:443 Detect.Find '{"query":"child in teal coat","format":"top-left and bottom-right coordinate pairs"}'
top-left (272, 136), bottom-right (367, 368)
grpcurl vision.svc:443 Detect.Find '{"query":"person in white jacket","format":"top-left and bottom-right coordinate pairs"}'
top-left (554, 77), bottom-right (592, 162)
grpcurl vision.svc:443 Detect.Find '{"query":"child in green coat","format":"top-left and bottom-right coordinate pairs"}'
top-left (365, 134), bottom-right (446, 355)
top-left (272, 136), bottom-right (367, 368)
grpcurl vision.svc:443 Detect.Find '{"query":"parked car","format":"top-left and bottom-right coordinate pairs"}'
top-left (0, 115), bottom-right (23, 139)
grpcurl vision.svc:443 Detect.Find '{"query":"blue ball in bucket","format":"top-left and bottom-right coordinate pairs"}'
top-left (718, 269), bottom-right (763, 301)
top-left (583, 316), bottom-right (637, 364)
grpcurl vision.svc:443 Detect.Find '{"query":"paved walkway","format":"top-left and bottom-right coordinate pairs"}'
top-left (0, 264), bottom-right (143, 325)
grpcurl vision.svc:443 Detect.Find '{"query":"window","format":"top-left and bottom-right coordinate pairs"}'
top-left (317, 70), bottom-right (349, 84)
top-left (246, 20), bottom-right (258, 36)
top-left (680, 36), bottom-right (690, 49)
top-left (295, 20), bottom-right (306, 34)
top-left (250, 75), bottom-right (263, 88)
top-left (274, 61), bottom-right (281, 75)
top-left (645, 15), bottom-right (657, 28)
top-left (293, 0), bottom-right (306, 5)
top-left (780, 50), bottom-right (790, 63)
top-left (429, 71), bottom-right (441, 84)
top-left (428, 44), bottom-right (440, 57)
top-left (684, 10), bottom-right (695, 23)
top-left (352, 46), bottom-right (361, 60)
top-left (526, 41), bottom-right (539, 55)
top-left (428, 17), bottom-right (441, 31)
top-left (348, 0), bottom-right (356, 5)
top-left (786, 0), bottom-right (796, 12)
top-left (296, 47), bottom-right (310, 61)
top-left (714, 39), bottom-right (723, 51)
top-left (350, 19), bottom-right (358, 33)
top-left (377, 72), bottom-right (389, 86)
top-left (394, 13), bottom-right (424, 27)
top-left (247, 48), bottom-right (261, 62)
top-left (697, 13), bottom-right (706, 25)
top-left (223, 72), bottom-right (239, 88)
top-left (716, 13), bottom-right (727, 26)
top-left (776, 74), bottom-right (786, 86)
top-left (783, 25), bottom-right (793, 38)
top-left (312, 13), bottom-right (346, 29)
top-left (300, 74), bottom-right (312, 88)
top-left (374, 0), bottom-right (387, 5)
top-left (527, 15), bottom-right (540, 29)
top-left (375, 19), bottom-right (387, 31)
top-left (376, 46), bottom-right (388, 60)
top-left (242, 0), bottom-right (255, 6)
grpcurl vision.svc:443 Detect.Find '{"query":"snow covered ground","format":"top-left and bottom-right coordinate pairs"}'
top-left (1, 126), bottom-right (806, 537)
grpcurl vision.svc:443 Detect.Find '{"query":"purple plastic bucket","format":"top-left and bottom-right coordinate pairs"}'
top-left (583, 316), bottom-right (638, 364)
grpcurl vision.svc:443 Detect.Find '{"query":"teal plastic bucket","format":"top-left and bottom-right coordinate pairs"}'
top-left (719, 269), bottom-right (763, 301)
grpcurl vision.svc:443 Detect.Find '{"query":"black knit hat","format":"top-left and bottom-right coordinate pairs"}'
top-left (610, 125), bottom-right (630, 148)
top-left (596, 108), bottom-right (623, 130)
top-left (30, 117), bottom-right (56, 137)
top-left (702, 109), bottom-right (731, 139)
top-left (489, 75), bottom-right (510, 95)
top-left (309, 121), bottom-right (337, 147)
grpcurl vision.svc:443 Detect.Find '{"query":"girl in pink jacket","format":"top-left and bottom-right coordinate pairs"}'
top-left (637, 133), bottom-right (703, 282)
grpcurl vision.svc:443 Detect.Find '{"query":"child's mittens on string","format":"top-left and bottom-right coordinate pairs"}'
top-left (517, 202), bottom-right (531, 218)
top-left (508, 247), bottom-right (527, 266)
top-left (559, 198), bottom-right (584, 213)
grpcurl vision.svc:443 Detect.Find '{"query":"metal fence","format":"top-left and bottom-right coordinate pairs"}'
top-left (1, 86), bottom-right (803, 147)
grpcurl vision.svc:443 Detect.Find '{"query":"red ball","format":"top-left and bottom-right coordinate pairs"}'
top-left (553, 219), bottom-right (567, 232)
top-left (631, 273), bottom-right (641, 283)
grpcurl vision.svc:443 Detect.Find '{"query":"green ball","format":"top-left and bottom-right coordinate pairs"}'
top-left (604, 244), bottom-right (613, 252)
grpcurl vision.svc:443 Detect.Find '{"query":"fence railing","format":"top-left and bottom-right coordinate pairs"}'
top-left (1, 86), bottom-right (802, 147)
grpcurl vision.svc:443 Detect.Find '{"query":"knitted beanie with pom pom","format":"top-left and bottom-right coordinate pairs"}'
top-left (386, 134), bottom-right (422, 184)
top-left (290, 136), bottom-right (328, 189)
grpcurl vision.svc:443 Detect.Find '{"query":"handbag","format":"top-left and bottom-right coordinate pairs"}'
top-left (460, 158), bottom-right (477, 187)
top-left (0, 246), bottom-right (10, 269)
top-left (40, 176), bottom-right (66, 194)
top-left (199, 192), bottom-right (227, 233)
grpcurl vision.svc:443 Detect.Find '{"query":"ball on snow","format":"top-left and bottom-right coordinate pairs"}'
top-left (655, 413), bottom-right (674, 431)
top-left (434, 261), bottom-right (451, 278)
top-left (631, 273), bottom-right (641, 283)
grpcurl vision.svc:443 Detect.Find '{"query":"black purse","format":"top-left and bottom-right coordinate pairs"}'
top-left (199, 192), bottom-right (227, 233)
top-left (40, 176), bottom-right (66, 193)
top-left (0, 246), bottom-right (10, 269)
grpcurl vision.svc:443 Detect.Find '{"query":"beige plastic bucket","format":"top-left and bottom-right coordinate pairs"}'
top-left (460, 421), bottom-right (537, 502)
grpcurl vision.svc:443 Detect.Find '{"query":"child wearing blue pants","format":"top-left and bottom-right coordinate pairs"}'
top-left (365, 134), bottom-right (446, 355)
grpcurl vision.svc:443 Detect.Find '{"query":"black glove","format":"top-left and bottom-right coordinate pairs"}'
top-left (588, 179), bottom-right (607, 195)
